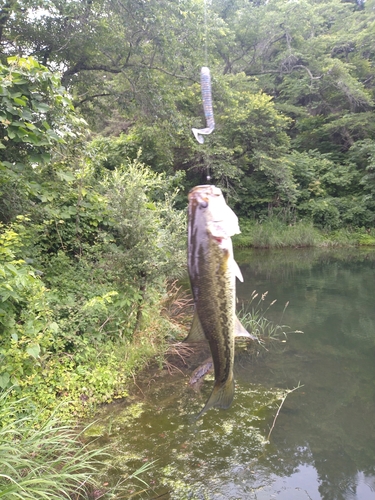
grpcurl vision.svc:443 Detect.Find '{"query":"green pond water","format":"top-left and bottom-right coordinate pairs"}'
top-left (89, 248), bottom-right (375, 500)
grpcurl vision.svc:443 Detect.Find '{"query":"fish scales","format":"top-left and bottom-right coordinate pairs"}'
top-left (186, 185), bottom-right (252, 418)
top-left (196, 240), bottom-right (234, 388)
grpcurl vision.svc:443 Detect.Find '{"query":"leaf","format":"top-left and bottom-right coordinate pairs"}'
top-left (41, 153), bottom-right (51, 163)
top-left (56, 170), bottom-right (75, 182)
top-left (13, 77), bottom-right (28, 85)
top-left (5, 263), bottom-right (18, 274)
top-left (13, 97), bottom-right (27, 106)
top-left (26, 343), bottom-right (41, 359)
top-left (0, 373), bottom-right (10, 389)
top-left (6, 129), bottom-right (16, 139)
top-left (49, 322), bottom-right (59, 333)
top-left (32, 101), bottom-right (50, 113)
top-left (29, 153), bottom-right (44, 163)
top-left (24, 122), bottom-right (36, 130)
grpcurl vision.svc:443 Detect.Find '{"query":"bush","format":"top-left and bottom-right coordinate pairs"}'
top-left (0, 218), bottom-right (55, 390)
top-left (299, 198), bottom-right (341, 229)
top-left (0, 153), bottom-right (186, 419)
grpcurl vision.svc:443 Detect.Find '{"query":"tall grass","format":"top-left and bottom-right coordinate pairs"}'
top-left (0, 391), bottom-right (103, 500)
top-left (238, 290), bottom-right (302, 348)
top-left (323, 227), bottom-right (375, 246)
top-left (234, 217), bottom-right (375, 249)
top-left (234, 218), bottom-right (322, 248)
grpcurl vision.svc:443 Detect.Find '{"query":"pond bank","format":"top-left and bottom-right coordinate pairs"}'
top-left (84, 246), bottom-right (375, 500)
top-left (234, 218), bottom-right (375, 249)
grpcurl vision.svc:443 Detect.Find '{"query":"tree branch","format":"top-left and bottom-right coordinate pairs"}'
top-left (292, 64), bottom-right (322, 81)
top-left (74, 93), bottom-right (113, 107)
top-left (267, 383), bottom-right (303, 442)
top-left (62, 62), bottom-right (123, 82)
top-left (0, 0), bottom-right (16, 45)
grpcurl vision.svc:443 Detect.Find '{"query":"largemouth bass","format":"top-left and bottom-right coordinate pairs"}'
top-left (186, 185), bottom-right (253, 418)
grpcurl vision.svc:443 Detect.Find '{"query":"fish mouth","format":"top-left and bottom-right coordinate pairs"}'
top-left (189, 185), bottom-right (233, 245)
top-left (212, 235), bottom-right (224, 244)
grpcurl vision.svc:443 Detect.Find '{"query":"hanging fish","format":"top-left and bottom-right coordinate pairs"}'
top-left (185, 185), bottom-right (255, 418)
top-left (192, 67), bottom-right (215, 144)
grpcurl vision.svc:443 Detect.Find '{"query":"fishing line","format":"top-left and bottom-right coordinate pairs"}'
top-left (191, 0), bottom-right (215, 182)
top-left (204, 0), bottom-right (208, 67)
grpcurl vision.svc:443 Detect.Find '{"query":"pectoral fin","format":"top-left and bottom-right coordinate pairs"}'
top-left (184, 311), bottom-right (207, 343)
top-left (235, 316), bottom-right (257, 340)
top-left (232, 258), bottom-right (244, 282)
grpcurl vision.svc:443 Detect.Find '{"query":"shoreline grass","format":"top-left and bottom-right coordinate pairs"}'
top-left (233, 218), bottom-right (375, 249)
top-left (0, 391), bottom-right (104, 500)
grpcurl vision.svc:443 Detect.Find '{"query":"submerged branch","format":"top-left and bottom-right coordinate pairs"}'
top-left (267, 382), bottom-right (303, 442)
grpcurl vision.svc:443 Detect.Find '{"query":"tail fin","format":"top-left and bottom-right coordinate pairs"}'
top-left (196, 375), bottom-right (235, 419)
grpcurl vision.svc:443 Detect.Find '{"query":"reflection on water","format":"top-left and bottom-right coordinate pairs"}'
top-left (90, 248), bottom-right (375, 499)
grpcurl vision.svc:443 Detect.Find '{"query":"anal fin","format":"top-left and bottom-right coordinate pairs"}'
top-left (184, 311), bottom-right (207, 343)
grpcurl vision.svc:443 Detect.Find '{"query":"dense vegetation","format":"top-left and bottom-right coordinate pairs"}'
top-left (1, 1), bottom-right (375, 496)
top-left (1, 0), bottom-right (375, 422)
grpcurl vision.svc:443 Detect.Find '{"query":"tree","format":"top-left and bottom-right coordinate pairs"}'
top-left (0, 55), bottom-right (85, 222)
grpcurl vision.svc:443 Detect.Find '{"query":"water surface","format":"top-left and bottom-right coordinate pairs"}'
top-left (91, 248), bottom-right (375, 499)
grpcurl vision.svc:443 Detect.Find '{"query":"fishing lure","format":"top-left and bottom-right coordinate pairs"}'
top-left (192, 67), bottom-right (215, 144)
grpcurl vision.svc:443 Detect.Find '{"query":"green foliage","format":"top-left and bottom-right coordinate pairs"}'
top-left (0, 391), bottom-right (103, 499)
top-left (3, 0), bottom-right (374, 228)
top-left (102, 158), bottom-right (186, 286)
top-left (211, 73), bottom-right (296, 207)
top-left (0, 218), bottom-right (55, 390)
top-left (0, 56), bottom-right (75, 151)
top-left (233, 217), bottom-right (322, 249)
top-left (289, 150), bottom-right (374, 228)
top-left (300, 198), bottom-right (341, 230)
top-left (0, 141), bottom-right (186, 418)
top-left (0, 56), bottom-right (86, 222)
top-left (348, 139), bottom-right (375, 196)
